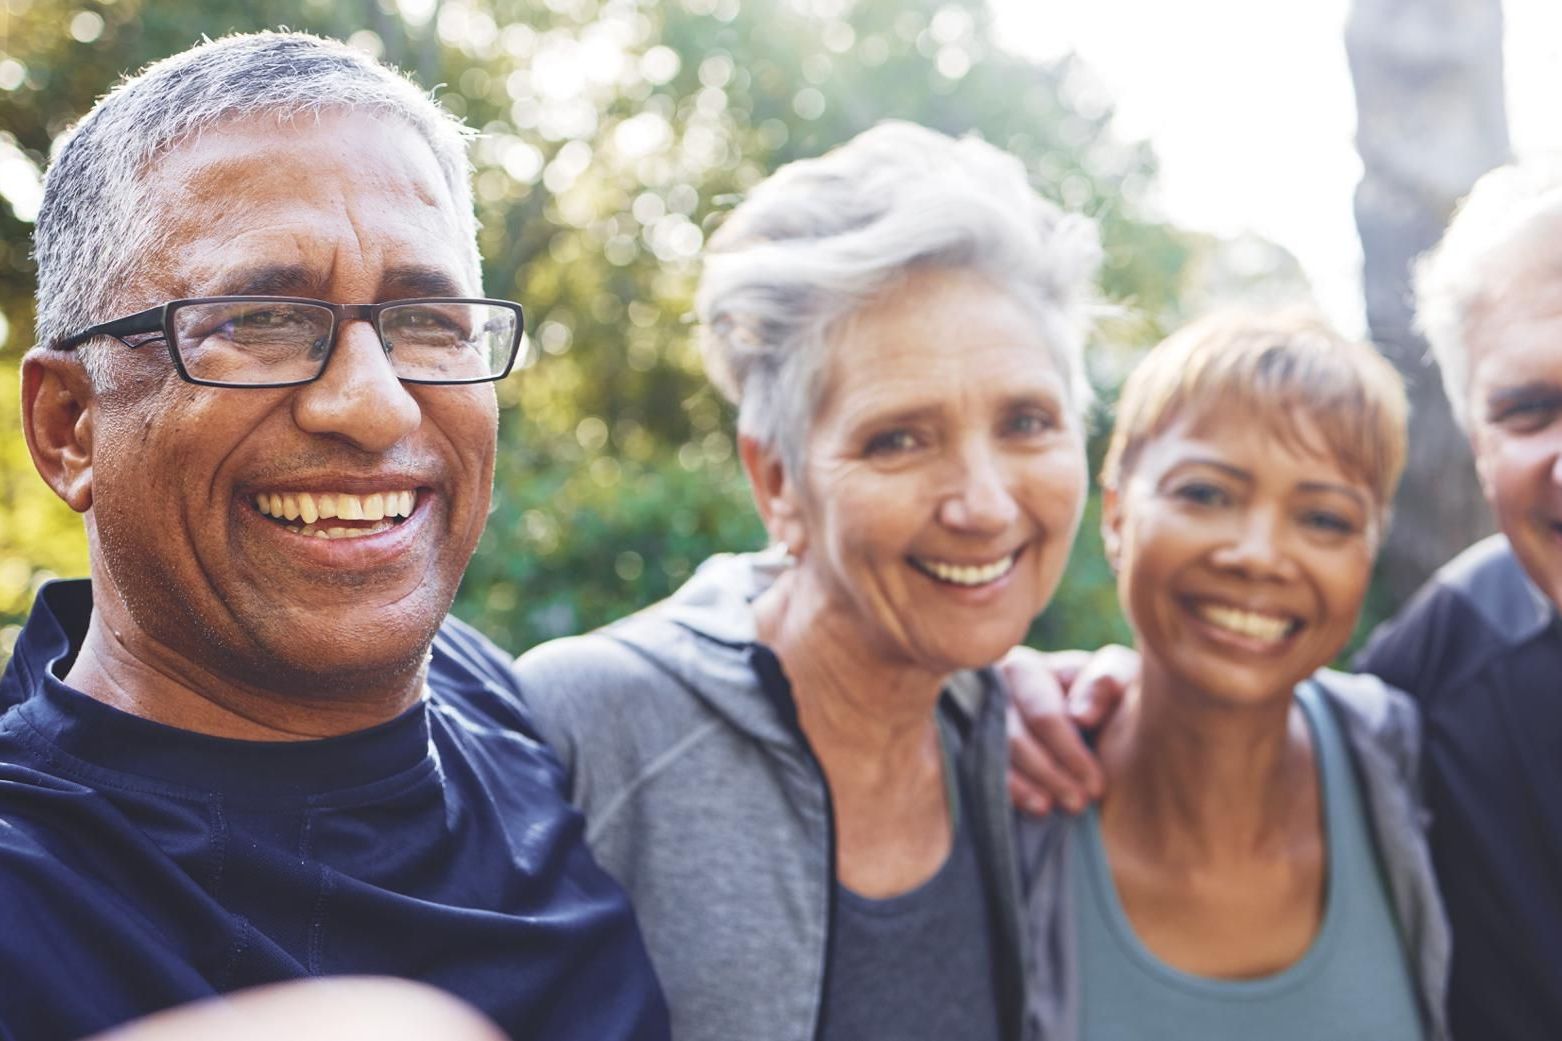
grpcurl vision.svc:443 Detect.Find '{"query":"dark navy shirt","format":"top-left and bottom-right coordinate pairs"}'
top-left (0, 580), bottom-right (669, 1041)
top-left (819, 778), bottom-right (1003, 1041)
top-left (1355, 536), bottom-right (1562, 1041)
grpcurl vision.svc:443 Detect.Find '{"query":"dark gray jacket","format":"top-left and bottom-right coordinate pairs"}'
top-left (515, 549), bottom-right (1029, 1041)
top-left (1016, 669), bottom-right (1453, 1041)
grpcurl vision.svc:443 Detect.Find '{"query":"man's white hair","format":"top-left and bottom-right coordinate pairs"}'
top-left (695, 120), bottom-right (1102, 476)
top-left (32, 30), bottom-right (479, 386)
top-left (1414, 156), bottom-right (1562, 428)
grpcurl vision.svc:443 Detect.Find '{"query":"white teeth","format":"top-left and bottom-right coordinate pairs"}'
top-left (254, 490), bottom-right (417, 526)
top-left (1197, 604), bottom-right (1294, 642)
top-left (916, 553), bottom-right (1018, 587)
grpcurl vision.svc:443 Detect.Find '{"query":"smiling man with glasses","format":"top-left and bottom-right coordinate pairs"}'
top-left (0, 31), bottom-right (666, 1041)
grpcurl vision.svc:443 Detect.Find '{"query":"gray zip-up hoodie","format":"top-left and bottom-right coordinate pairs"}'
top-left (1016, 668), bottom-right (1453, 1041)
top-left (515, 549), bottom-right (1029, 1041)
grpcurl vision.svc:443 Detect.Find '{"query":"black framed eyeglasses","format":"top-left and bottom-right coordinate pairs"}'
top-left (55, 296), bottom-right (528, 388)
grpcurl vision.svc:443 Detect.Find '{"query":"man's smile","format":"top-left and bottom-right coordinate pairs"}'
top-left (253, 489), bottom-right (419, 539)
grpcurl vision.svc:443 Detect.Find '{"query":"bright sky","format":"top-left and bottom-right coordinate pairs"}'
top-left (988, 0), bottom-right (1562, 336)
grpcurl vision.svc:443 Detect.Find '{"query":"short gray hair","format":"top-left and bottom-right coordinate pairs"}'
top-left (33, 30), bottom-right (479, 385)
top-left (696, 120), bottom-right (1101, 474)
top-left (1414, 157), bottom-right (1562, 428)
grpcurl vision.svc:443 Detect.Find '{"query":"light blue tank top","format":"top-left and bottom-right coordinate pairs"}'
top-left (1071, 682), bottom-right (1427, 1041)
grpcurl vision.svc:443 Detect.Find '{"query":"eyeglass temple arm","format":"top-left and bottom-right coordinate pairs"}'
top-left (55, 305), bottom-right (166, 351)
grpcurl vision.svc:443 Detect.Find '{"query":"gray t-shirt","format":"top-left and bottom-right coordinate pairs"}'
top-left (1071, 681), bottom-right (1427, 1040)
top-left (819, 778), bottom-right (1003, 1041)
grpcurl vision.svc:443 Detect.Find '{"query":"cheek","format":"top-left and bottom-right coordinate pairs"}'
top-left (1114, 517), bottom-right (1192, 629)
top-left (427, 392), bottom-right (499, 492)
top-left (1024, 443), bottom-right (1087, 509)
top-left (1321, 547), bottom-right (1374, 620)
top-left (1480, 439), bottom-right (1552, 519)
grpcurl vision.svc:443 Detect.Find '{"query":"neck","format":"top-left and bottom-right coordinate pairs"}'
top-left (66, 608), bottom-right (428, 742)
top-left (754, 565), bottom-right (954, 896)
top-left (754, 566), bottom-right (947, 770)
top-left (1098, 660), bottom-right (1314, 863)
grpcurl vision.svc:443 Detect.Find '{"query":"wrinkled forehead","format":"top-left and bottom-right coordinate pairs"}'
top-left (132, 110), bottom-right (473, 300)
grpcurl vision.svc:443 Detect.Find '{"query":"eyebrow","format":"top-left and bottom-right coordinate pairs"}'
top-left (1298, 481), bottom-right (1369, 509)
top-left (1486, 380), bottom-right (1562, 414)
top-left (379, 265), bottom-right (467, 299)
top-left (848, 403), bottom-right (941, 433)
top-left (213, 264), bottom-right (319, 297)
top-left (1169, 457), bottom-right (1252, 483)
top-left (208, 264), bottom-right (467, 300)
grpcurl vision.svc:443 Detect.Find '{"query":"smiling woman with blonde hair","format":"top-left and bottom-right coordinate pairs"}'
top-left (1019, 311), bottom-right (1451, 1040)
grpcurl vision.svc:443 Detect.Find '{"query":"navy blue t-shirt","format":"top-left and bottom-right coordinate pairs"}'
top-left (0, 580), bottom-right (669, 1041)
top-left (1355, 536), bottom-right (1562, 1041)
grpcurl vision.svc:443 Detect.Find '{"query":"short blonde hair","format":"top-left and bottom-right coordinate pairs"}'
top-left (1101, 311), bottom-right (1408, 516)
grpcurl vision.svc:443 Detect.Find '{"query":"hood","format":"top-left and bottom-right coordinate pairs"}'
top-left (604, 547), bottom-right (802, 749)
top-left (604, 546), bottom-right (988, 748)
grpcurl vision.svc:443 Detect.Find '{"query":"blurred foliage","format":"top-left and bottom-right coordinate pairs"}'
top-left (0, 0), bottom-right (1253, 665)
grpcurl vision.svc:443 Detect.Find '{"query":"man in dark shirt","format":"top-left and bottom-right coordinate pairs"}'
top-left (1354, 537), bottom-right (1560, 1040)
top-left (2, 31), bottom-right (667, 1041)
top-left (1005, 161), bottom-right (1562, 1041)
top-left (1352, 159), bottom-right (1562, 1041)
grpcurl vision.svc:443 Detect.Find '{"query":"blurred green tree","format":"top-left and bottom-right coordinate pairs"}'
top-left (0, 0), bottom-right (1202, 661)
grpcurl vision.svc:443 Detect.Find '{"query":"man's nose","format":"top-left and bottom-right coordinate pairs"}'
top-left (291, 319), bottom-right (421, 450)
top-left (937, 444), bottom-right (1021, 533)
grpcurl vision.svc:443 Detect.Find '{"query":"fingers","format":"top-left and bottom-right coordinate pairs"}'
top-left (1040, 648), bottom-right (1090, 692)
top-left (1005, 699), bottom-right (1098, 818)
top-left (1002, 649), bottom-right (1103, 797)
top-left (1068, 643), bottom-right (1139, 729)
top-left (1008, 771), bottom-right (1053, 817)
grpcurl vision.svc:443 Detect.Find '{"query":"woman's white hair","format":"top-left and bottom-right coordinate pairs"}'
top-left (696, 120), bottom-right (1102, 474)
top-left (33, 30), bottom-right (478, 387)
top-left (1414, 156), bottom-right (1562, 428)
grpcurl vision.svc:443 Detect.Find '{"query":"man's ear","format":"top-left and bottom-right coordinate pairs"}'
top-left (738, 433), bottom-right (807, 557)
top-left (22, 352), bottom-right (96, 513)
top-left (1100, 484), bottom-right (1123, 575)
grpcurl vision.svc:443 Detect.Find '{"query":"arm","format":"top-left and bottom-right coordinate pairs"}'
top-left (86, 980), bottom-right (506, 1041)
top-left (1000, 644), bottom-right (1139, 815)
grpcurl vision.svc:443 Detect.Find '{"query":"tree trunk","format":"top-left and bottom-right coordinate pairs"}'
top-left (1347, 0), bottom-right (1508, 604)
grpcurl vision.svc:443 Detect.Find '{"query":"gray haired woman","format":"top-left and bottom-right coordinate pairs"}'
top-left (517, 121), bottom-right (1099, 1041)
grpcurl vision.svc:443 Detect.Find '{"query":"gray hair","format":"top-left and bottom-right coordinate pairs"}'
top-left (695, 120), bottom-right (1101, 474)
top-left (1414, 157), bottom-right (1562, 428)
top-left (33, 30), bottom-right (479, 386)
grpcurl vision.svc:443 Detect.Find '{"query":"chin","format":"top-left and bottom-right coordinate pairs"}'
top-left (923, 632), bottom-right (1029, 675)
top-left (243, 616), bottom-right (441, 687)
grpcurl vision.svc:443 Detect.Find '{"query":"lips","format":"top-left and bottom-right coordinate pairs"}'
top-left (253, 489), bottom-right (417, 539)
top-left (909, 551), bottom-right (1020, 587)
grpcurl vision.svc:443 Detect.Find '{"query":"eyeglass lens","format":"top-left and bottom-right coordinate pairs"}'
top-left (169, 300), bottom-right (518, 385)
